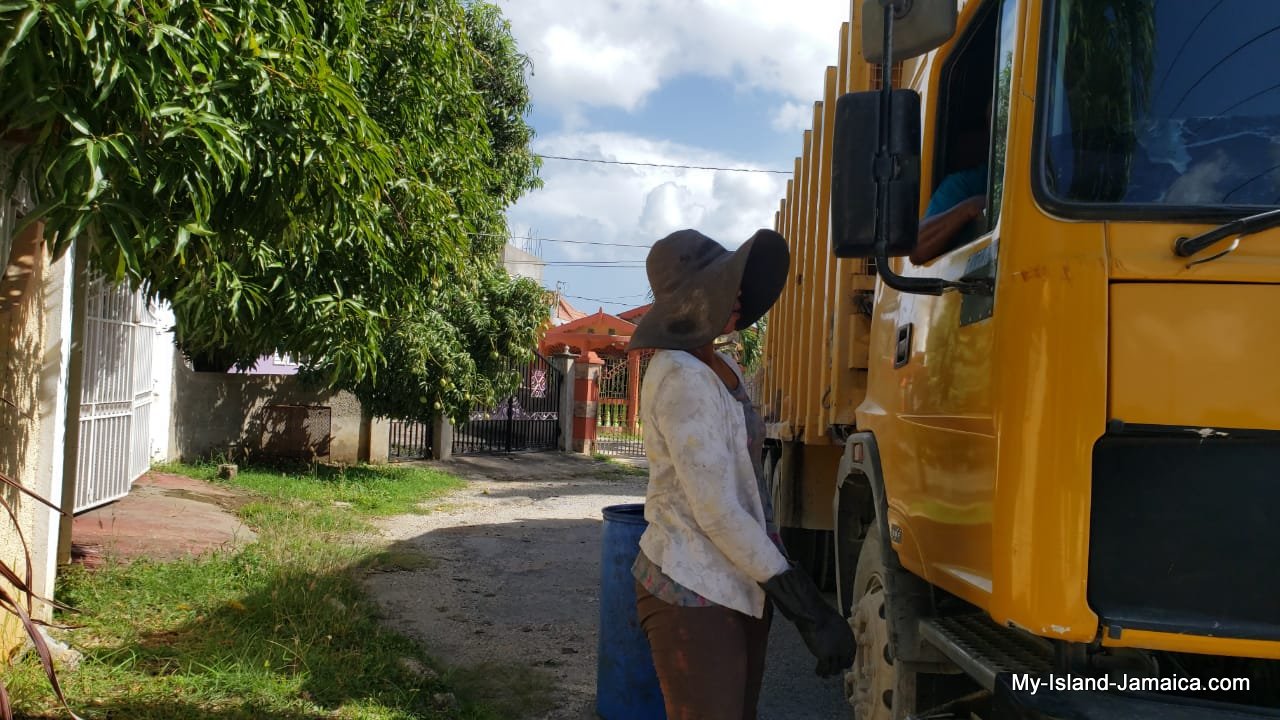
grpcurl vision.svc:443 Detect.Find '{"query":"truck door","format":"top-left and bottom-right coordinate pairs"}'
top-left (881, 0), bottom-right (1018, 604)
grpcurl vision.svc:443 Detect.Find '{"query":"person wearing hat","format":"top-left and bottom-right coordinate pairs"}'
top-left (628, 228), bottom-right (856, 718)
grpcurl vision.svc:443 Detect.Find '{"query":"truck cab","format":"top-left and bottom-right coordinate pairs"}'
top-left (759, 0), bottom-right (1280, 717)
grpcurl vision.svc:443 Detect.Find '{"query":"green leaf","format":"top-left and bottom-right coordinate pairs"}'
top-left (0, 5), bottom-right (38, 72)
top-left (63, 112), bottom-right (92, 135)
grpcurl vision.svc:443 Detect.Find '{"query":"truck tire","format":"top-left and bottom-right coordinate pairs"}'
top-left (846, 528), bottom-right (965, 719)
top-left (846, 527), bottom-right (903, 720)
top-left (781, 527), bottom-right (837, 591)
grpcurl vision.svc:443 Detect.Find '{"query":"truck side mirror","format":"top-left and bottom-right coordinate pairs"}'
top-left (831, 89), bottom-right (921, 259)
top-left (861, 0), bottom-right (957, 63)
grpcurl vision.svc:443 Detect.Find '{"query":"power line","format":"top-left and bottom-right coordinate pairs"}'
top-left (1153, 0), bottom-right (1225, 105)
top-left (1170, 24), bottom-right (1280, 115)
top-left (477, 232), bottom-right (653, 249)
top-left (538, 237), bottom-right (651, 249)
top-left (565, 298), bottom-right (643, 308)
top-left (564, 293), bottom-right (650, 304)
top-left (537, 154), bottom-right (792, 175)
top-left (505, 259), bottom-right (645, 267)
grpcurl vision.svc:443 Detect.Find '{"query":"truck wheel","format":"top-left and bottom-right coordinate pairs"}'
top-left (845, 527), bottom-right (904, 720)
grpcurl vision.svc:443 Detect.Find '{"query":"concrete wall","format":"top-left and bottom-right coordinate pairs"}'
top-left (0, 213), bottom-right (61, 652)
top-left (171, 358), bottom-right (372, 465)
top-left (502, 244), bottom-right (544, 283)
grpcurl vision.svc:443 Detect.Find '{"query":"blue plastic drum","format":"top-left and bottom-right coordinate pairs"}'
top-left (596, 503), bottom-right (666, 719)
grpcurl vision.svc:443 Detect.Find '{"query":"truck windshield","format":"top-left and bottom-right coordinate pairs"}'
top-left (1039, 0), bottom-right (1280, 213)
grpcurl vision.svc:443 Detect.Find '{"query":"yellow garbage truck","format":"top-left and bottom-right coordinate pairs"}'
top-left (755, 0), bottom-right (1280, 717)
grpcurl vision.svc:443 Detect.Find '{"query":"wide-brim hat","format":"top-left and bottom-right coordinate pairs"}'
top-left (628, 228), bottom-right (790, 352)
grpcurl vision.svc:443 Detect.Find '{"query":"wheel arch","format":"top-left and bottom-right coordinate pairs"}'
top-left (835, 431), bottom-right (948, 665)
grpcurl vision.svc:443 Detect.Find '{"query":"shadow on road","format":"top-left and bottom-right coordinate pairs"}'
top-left (367, 508), bottom-right (849, 719)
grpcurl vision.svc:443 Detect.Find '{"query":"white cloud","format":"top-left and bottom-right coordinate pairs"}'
top-left (503, 131), bottom-right (790, 304)
top-left (638, 182), bottom-right (705, 236)
top-left (496, 0), bottom-right (847, 118)
top-left (771, 101), bottom-right (813, 133)
top-left (536, 25), bottom-right (663, 113)
top-left (512, 131), bottom-right (787, 251)
top-left (488, 1), bottom-right (843, 308)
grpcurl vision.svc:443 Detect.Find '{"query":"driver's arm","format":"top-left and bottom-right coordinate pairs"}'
top-left (910, 194), bottom-right (985, 265)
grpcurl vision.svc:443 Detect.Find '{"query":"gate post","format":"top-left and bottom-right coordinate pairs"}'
top-left (625, 350), bottom-right (641, 432)
top-left (368, 416), bottom-right (391, 464)
top-left (550, 352), bottom-right (576, 452)
top-left (432, 413), bottom-right (453, 461)
top-left (572, 351), bottom-right (604, 455)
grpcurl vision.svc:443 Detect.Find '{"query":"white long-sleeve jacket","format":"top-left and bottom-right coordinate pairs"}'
top-left (636, 349), bottom-right (791, 618)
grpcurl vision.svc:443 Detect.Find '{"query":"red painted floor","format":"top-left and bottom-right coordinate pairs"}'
top-left (71, 472), bottom-right (257, 567)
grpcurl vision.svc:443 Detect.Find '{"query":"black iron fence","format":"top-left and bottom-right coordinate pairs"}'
top-left (453, 352), bottom-right (563, 455)
top-left (388, 419), bottom-right (433, 462)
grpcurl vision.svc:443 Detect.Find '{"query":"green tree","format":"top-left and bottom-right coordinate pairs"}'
top-left (0, 0), bottom-right (545, 421)
top-left (338, 271), bottom-right (548, 426)
top-left (308, 0), bottom-right (549, 424)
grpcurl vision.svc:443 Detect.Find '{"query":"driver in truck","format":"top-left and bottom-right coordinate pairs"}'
top-left (910, 99), bottom-right (991, 265)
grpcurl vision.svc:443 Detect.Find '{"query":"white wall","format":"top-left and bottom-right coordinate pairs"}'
top-left (32, 247), bottom-right (73, 608)
top-left (149, 301), bottom-right (177, 464)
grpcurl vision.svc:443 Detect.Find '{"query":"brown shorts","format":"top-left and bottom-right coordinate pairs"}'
top-left (634, 579), bottom-right (774, 720)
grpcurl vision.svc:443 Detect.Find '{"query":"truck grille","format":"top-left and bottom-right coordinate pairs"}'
top-left (1088, 431), bottom-right (1280, 641)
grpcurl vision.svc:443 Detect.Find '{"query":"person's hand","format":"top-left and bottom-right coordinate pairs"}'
top-left (798, 603), bottom-right (857, 677)
top-left (959, 194), bottom-right (986, 221)
top-left (760, 564), bottom-right (856, 677)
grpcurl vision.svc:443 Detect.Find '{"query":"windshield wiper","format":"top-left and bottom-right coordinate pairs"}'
top-left (1174, 208), bottom-right (1280, 258)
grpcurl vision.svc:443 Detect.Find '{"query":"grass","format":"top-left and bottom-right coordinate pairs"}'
top-left (590, 453), bottom-right (648, 478)
top-left (155, 461), bottom-right (466, 516)
top-left (5, 461), bottom-right (545, 720)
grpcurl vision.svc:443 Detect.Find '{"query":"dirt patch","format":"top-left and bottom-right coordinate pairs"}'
top-left (363, 453), bottom-right (644, 718)
top-left (364, 451), bottom-right (850, 719)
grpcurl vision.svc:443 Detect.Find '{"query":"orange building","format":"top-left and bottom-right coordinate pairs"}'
top-left (538, 309), bottom-right (636, 357)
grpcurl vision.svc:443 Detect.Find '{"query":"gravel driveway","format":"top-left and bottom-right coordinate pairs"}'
top-left (365, 452), bottom-right (848, 719)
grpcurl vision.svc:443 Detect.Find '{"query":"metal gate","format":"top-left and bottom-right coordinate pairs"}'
top-left (388, 419), bottom-right (433, 462)
top-left (74, 278), bottom-right (158, 513)
top-left (453, 352), bottom-right (562, 455)
top-left (595, 351), bottom-right (651, 458)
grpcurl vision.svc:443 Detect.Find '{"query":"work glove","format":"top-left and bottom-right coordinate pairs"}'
top-left (760, 563), bottom-right (856, 677)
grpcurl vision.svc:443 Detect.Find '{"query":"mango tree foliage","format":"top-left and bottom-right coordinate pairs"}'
top-left (337, 270), bottom-right (550, 427)
top-left (0, 0), bottom-right (546, 422)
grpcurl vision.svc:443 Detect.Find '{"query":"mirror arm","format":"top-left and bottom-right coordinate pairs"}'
top-left (873, 253), bottom-right (994, 296)
top-left (870, 0), bottom-right (993, 299)
top-left (871, 0), bottom-right (899, 267)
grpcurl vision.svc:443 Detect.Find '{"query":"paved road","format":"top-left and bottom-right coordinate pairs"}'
top-left (602, 456), bottom-right (851, 717)
top-left (761, 609), bottom-right (851, 719)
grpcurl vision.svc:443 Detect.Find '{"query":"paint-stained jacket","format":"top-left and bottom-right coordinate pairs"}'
top-left (636, 349), bottom-right (791, 618)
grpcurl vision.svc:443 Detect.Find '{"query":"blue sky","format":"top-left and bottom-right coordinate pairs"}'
top-left (494, 0), bottom-right (848, 317)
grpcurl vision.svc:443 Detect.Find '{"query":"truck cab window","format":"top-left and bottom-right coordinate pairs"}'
top-left (912, 0), bottom-right (1016, 265)
top-left (1041, 0), bottom-right (1280, 212)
